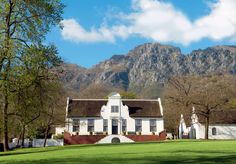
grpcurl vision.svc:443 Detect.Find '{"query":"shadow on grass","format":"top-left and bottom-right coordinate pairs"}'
top-left (1, 154), bottom-right (236, 164)
top-left (0, 147), bottom-right (62, 157)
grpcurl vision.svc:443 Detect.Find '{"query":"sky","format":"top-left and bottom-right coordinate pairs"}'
top-left (46, 0), bottom-right (236, 68)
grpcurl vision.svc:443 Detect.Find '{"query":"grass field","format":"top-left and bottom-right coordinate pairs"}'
top-left (0, 140), bottom-right (236, 163)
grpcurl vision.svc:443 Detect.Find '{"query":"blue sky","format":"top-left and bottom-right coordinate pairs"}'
top-left (46, 0), bottom-right (236, 68)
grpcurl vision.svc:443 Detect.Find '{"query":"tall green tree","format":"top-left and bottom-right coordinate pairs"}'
top-left (0, 0), bottom-right (64, 151)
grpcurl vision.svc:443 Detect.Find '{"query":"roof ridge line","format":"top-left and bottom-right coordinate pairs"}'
top-left (71, 99), bottom-right (107, 101)
top-left (70, 99), bottom-right (159, 101)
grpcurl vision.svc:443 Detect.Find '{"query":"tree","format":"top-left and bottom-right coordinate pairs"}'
top-left (41, 83), bottom-right (64, 147)
top-left (78, 84), bottom-right (119, 99)
top-left (23, 86), bottom-right (67, 147)
top-left (10, 45), bottom-right (61, 147)
top-left (164, 74), bottom-right (236, 139)
top-left (230, 99), bottom-right (236, 108)
top-left (138, 83), bottom-right (164, 99)
top-left (0, 0), bottom-right (64, 151)
top-left (120, 91), bottom-right (137, 99)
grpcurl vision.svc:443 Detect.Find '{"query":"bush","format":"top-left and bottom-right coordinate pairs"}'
top-left (53, 134), bottom-right (64, 139)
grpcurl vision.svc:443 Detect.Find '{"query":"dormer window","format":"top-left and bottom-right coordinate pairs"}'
top-left (111, 105), bottom-right (119, 113)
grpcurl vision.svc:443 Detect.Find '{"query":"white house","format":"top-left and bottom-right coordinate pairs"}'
top-left (179, 107), bottom-right (236, 139)
top-left (62, 92), bottom-right (166, 144)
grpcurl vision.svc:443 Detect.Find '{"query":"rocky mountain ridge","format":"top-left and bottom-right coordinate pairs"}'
top-left (58, 43), bottom-right (236, 95)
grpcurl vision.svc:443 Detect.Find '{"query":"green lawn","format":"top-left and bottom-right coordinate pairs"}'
top-left (0, 140), bottom-right (236, 163)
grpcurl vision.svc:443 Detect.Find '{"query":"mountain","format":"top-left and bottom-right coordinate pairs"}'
top-left (58, 43), bottom-right (236, 97)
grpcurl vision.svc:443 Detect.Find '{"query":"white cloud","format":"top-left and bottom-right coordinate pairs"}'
top-left (61, 19), bottom-right (115, 43)
top-left (125, 0), bottom-right (192, 44)
top-left (60, 0), bottom-right (236, 45)
top-left (186, 0), bottom-right (236, 43)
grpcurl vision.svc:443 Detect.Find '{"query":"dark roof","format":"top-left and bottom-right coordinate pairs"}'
top-left (67, 99), bottom-right (162, 118)
top-left (68, 99), bottom-right (107, 117)
top-left (123, 100), bottom-right (161, 117)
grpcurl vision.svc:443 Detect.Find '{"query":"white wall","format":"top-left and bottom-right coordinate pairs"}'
top-left (67, 117), bottom-right (164, 135)
top-left (189, 124), bottom-right (236, 139)
top-left (142, 119), bottom-right (150, 134)
top-left (157, 118), bottom-right (164, 133)
top-left (55, 127), bottom-right (65, 135)
top-left (10, 139), bottom-right (63, 148)
top-left (208, 124), bottom-right (236, 139)
top-left (33, 139), bottom-right (63, 147)
top-left (67, 117), bottom-right (101, 135)
top-left (190, 123), bottom-right (205, 139)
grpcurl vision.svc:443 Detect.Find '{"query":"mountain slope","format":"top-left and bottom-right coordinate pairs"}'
top-left (58, 43), bottom-right (236, 96)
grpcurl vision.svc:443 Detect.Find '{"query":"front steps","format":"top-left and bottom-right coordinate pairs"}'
top-left (96, 135), bottom-right (134, 144)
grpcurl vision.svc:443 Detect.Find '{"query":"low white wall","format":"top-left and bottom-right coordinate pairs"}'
top-left (32, 139), bottom-right (63, 147)
top-left (10, 139), bottom-right (63, 148)
top-left (10, 139), bottom-right (30, 148)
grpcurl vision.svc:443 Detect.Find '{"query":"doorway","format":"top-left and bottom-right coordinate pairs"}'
top-left (191, 128), bottom-right (196, 139)
top-left (112, 119), bottom-right (118, 134)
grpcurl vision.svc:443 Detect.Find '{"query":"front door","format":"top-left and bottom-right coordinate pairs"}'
top-left (191, 128), bottom-right (196, 139)
top-left (112, 119), bottom-right (118, 134)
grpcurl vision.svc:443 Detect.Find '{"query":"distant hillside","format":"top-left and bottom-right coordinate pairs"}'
top-left (57, 43), bottom-right (236, 98)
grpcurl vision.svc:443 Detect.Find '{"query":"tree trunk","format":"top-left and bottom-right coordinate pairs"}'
top-left (43, 125), bottom-right (50, 147)
top-left (21, 125), bottom-right (25, 148)
top-left (205, 116), bottom-right (209, 139)
top-left (16, 131), bottom-right (22, 147)
top-left (3, 97), bottom-right (9, 151)
top-left (2, 1), bottom-right (14, 152)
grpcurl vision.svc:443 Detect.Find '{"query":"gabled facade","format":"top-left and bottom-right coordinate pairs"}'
top-left (63, 92), bottom-right (166, 144)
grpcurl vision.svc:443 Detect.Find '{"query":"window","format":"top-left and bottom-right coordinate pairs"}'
top-left (88, 119), bottom-right (94, 132)
top-left (135, 119), bottom-right (142, 132)
top-left (212, 127), bottom-right (217, 135)
top-left (111, 106), bottom-right (119, 113)
top-left (72, 119), bottom-right (80, 132)
top-left (103, 119), bottom-right (108, 132)
top-left (122, 119), bottom-right (127, 132)
top-left (150, 119), bottom-right (157, 132)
